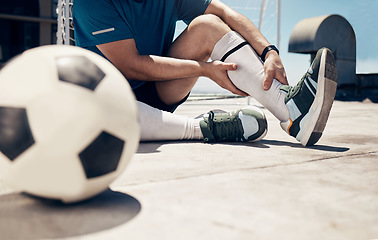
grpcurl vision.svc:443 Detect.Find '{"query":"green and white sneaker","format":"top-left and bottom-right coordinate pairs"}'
top-left (280, 48), bottom-right (337, 146)
top-left (200, 106), bottom-right (267, 143)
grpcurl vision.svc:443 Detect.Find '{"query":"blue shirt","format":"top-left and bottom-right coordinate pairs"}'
top-left (73, 0), bottom-right (211, 88)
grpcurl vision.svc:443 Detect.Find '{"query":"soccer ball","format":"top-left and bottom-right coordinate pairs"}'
top-left (0, 45), bottom-right (140, 203)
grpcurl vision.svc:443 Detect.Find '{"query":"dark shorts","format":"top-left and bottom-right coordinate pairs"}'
top-left (133, 82), bottom-right (189, 113)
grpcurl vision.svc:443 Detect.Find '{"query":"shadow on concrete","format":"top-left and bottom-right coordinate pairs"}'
top-left (258, 139), bottom-right (350, 152)
top-left (137, 140), bottom-right (350, 154)
top-left (0, 189), bottom-right (141, 240)
top-left (137, 140), bottom-right (198, 154)
top-left (218, 139), bottom-right (350, 153)
top-left (137, 142), bottom-right (163, 153)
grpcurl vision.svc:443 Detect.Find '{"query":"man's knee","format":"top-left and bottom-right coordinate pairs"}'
top-left (191, 14), bottom-right (224, 25)
top-left (168, 14), bottom-right (231, 62)
top-left (188, 14), bottom-right (231, 39)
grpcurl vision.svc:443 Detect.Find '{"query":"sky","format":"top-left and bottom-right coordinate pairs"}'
top-left (186, 0), bottom-right (378, 93)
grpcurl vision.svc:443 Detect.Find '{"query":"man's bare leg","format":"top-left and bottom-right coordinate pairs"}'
top-left (155, 14), bottom-right (232, 105)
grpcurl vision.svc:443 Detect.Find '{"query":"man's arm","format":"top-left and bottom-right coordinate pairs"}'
top-left (98, 39), bottom-right (204, 81)
top-left (97, 38), bottom-right (245, 95)
top-left (97, 39), bottom-right (199, 81)
top-left (205, 0), bottom-right (288, 90)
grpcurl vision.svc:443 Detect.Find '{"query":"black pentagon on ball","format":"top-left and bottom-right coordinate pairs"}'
top-left (0, 106), bottom-right (35, 161)
top-left (79, 131), bottom-right (125, 179)
top-left (56, 55), bottom-right (105, 91)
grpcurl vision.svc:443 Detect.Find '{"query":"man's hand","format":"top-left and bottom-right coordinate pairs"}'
top-left (205, 61), bottom-right (248, 96)
top-left (263, 51), bottom-right (288, 90)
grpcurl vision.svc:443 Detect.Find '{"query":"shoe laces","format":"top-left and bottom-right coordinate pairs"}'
top-left (286, 72), bottom-right (307, 99)
top-left (206, 111), bottom-right (244, 142)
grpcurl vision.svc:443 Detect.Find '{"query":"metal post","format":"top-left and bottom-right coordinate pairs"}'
top-left (277, 0), bottom-right (281, 49)
top-left (56, 0), bottom-right (63, 44)
top-left (64, 0), bottom-right (70, 45)
top-left (258, 0), bottom-right (267, 31)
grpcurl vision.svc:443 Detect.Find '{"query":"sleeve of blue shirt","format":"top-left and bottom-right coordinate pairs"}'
top-left (177, 0), bottom-right (212, 25)
top-left (73, 0), bottom-right (133, 48)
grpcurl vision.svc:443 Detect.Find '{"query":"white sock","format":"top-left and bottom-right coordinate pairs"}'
top-left (211, 31), bottom-right (289, 122)
top-left (137, 101), bottom-right (203, 141)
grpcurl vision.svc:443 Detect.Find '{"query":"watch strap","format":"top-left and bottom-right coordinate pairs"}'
top-left (261, 45), bottom-right (279, 62)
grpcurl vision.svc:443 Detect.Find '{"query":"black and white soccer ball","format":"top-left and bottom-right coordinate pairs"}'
top-left (0, 45), bottom-right (140, 203)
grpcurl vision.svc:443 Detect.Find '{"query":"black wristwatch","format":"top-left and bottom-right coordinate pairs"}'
top-left (260, 45), bottom-right (279, 62)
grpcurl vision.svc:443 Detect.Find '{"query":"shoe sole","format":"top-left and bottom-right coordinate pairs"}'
top-left (297, 48), bottom-right (338, 146)
top-left (247, 106), bottom-right (268, 142)
top-left (252, 127), bottom-right (267, 142)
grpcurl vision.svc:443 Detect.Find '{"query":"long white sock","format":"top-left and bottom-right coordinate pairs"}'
top-left (137, 101), bottom-right (203, 141)
top-left (211, 31), bottom-right (289, 122)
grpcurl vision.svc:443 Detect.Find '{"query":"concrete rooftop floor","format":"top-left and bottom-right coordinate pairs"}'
top-left (1, 97), bottom-right (378, 240)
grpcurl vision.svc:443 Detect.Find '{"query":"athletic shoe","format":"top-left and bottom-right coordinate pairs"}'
top-left (280, 47), bottom-right (337, 146)
top-left (199, 106), bottom-right (267, 143)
